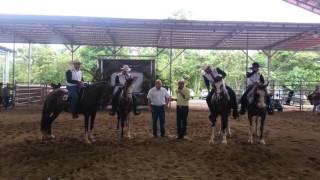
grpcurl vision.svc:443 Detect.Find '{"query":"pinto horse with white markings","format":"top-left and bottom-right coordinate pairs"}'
top-left (246, 82), bottom-right (269, 144)
top-left (40, 81), bottom-right (112, 144)
top-left (116, 77), bottom-right (136, 138)
top-left (208, 79), bottom-right (239, 144)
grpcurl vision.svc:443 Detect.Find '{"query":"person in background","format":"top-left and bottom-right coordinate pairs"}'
top-left (175, 80), bottom-right (190, 139)
top-left (310, 85), bottom-right (320, 112)
top-left (2, 83), bottom-right (11, 109)
top-left (147, 79), bottom-right (170, 138)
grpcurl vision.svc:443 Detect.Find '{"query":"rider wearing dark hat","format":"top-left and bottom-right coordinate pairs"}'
top-left (239, 62), bottom-right (273, 115)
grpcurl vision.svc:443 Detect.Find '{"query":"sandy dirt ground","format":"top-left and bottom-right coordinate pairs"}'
top-left (0, 102), bottom-right (320, 180)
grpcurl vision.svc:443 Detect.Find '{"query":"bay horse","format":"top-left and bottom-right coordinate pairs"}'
top-left (116, 77), bottom-right (136, 138)
top-left (246, 83), bottom-right (269, 145)
top-left (208, 80), bottom-right (239, 144)
top-left (40, 81), bottom-right (112, 144)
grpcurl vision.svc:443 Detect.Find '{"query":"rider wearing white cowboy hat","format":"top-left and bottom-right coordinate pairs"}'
top-left (66, 59), bottom-right (84, 119)
top-left (109, 64), bottom-right (140, 116)
top-left (201, 64), bottom-right (239, 120)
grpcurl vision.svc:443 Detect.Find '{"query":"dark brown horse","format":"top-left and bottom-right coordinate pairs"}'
top-left (116, 77), bottom-right (136, 138)
top-left (40, 81), bottom-right (112, 144)
top-left (247, 83), bottom-right (269, 145)
top-left (208, 80), bottom-right (238, 144)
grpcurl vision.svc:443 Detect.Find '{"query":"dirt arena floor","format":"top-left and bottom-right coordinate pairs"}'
top-left (0, 102), bottom-right (320, 180)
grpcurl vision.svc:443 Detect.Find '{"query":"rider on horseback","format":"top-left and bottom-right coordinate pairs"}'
top-left (239, 62), bottom-right (273, 115)
top-left (65, 60), bottom-right (84, 119)
top-left (202, 65), bottom-right (239, 119)
top-left (109, 65), bottom-right (140, 116)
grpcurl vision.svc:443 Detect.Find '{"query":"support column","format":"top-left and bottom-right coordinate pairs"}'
top-left (245, 32), bottom-right (249, 87)
top-left (12, 35), bottom-right (16, 86)
top-left (28, 43), bottom-right (32, 105)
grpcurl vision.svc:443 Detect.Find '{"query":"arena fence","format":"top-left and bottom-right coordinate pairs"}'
top-left (8, 81), bottom-right (320, 111)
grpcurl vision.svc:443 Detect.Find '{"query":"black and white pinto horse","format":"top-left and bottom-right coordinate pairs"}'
top-left (40, 82), bottom-right (112, 144)
top-left (246, 83), bottom-right (269, 145)
top-left (208, 80), bottom-right (239, 144)
top-left (116, 77), bottom-right (136, 138)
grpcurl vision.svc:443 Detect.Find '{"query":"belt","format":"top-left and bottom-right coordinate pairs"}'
top-left (177, 105), bottom-right (188, 108)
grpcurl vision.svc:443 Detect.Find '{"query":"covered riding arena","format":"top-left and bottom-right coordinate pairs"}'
top-left (1, 11), bottom-right (320, 180)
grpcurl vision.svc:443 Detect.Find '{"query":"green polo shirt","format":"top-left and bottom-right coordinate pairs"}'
top-left (175, 88), bottom-right (190, 106)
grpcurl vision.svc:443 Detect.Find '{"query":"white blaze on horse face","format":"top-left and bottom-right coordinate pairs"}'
top-left (256, 89), bottom-right (266, 108)
top-left (214, 81), bottom-right (224, 94)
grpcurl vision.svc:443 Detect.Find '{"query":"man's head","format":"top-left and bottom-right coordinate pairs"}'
top-left (121, 65), bottom-right (131, 75)
top-left (72, 60), bottom-right (81, 70)
top-left (202, 64), bottom-right (212, 74)
top-left (250, 62), bottom-right (260, 72)
top-left (178, 80), bottom-right (185, 89)
top-left (155, 79), bottom-right (162, 90)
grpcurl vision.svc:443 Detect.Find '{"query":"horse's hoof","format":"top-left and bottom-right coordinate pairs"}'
top-left (89, 135), bottom-right (96, 142)
top-left (248, 139), bottom-right (254, 144)
top-left (209, 139), bottom-right (215, 145)
top-left (222, 140), bottom-right (227, 144)
top-left (84, 139), bottom-right (92, 144)
top-left (260, 139), bottom-right (266, 145)
top-left (49, 134), bottom-right (55, 139)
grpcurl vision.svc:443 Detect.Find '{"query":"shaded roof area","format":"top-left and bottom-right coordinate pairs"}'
top-left (0, 45), bottom-right (13, 53)
top-left (0, 14), bottom-right (320, 51)
top-left (283, 0), bottom-right (320, 15)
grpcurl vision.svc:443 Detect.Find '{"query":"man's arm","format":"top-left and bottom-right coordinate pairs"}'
top-left (260, 74), bottom-right (265, 84)
top-left (203, 75), bottom-right (210, 91)
top-left (216, 67), bottom-right (227, 78)
top-left (66, 70), bottom-right (80, 84)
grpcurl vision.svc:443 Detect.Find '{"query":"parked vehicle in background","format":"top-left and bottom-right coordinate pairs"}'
top-left (189, 89), bottom-right (195, 99)
top-left (199, 89), bottom-right (208, 99)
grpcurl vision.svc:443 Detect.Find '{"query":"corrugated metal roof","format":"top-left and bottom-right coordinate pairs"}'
top-left (0, 14), bottom-right (319, 51)
top-left (283, 0), bottom-right (320, 15)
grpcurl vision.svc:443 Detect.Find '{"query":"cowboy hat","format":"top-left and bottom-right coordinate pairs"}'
top-left (70, 59), bottom-right (81, 64)
top-left (201, 64), bottom-right (211, 71)
top-left (120, 64), bottom-right (131, 72)
top-left (249, 62), bottom-right (260, 69)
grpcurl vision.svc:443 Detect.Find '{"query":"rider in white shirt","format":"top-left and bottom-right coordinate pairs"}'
top-left (65, 60), bottom-right (84, 119)
top-left (109, 65), bottom-right (140, 116)
top-left (239, 62), bottom-right (273, 115)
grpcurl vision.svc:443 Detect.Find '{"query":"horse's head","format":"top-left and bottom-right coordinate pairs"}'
top-left (253, 82), bottom-right (269, 109)
top-left (211, 79), bottom-right (230, 103)
top-left (123, 77), bottom-right (136, 97)
top-left (90, 81), bottom-right (113, 107)
top-left (51, 83), bottom-right (61, 89)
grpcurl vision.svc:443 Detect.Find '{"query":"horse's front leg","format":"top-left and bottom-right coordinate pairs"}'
top-left (248, 116), bottom-right (254, 144)
top-left (116, 112), bottom-right (120, 130)
top-left (127, 113), bottom-right (131, 139)
top-left (84, 114), bottom-right (91, 144)
top-left (221, 114), bottom-right (228, 144)
top-left (255, 117), bottom-right (259, 137)
top-left (259, 116), bottom-right (266, 145)
top-left (209, 114), bottom-right (217, 144)
top-left (88, 112), bottom-right (97, 143)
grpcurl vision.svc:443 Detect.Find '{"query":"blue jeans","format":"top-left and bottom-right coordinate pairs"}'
top-left (176, 106), bottom-right (189, 138)
top-left (67, 85), bottom-right (80, 114)
top-left (151, 105), bottom-right (165, 137)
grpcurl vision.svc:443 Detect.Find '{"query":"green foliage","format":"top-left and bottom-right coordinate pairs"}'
top-left (6, 45), bottom-right (320, 94)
